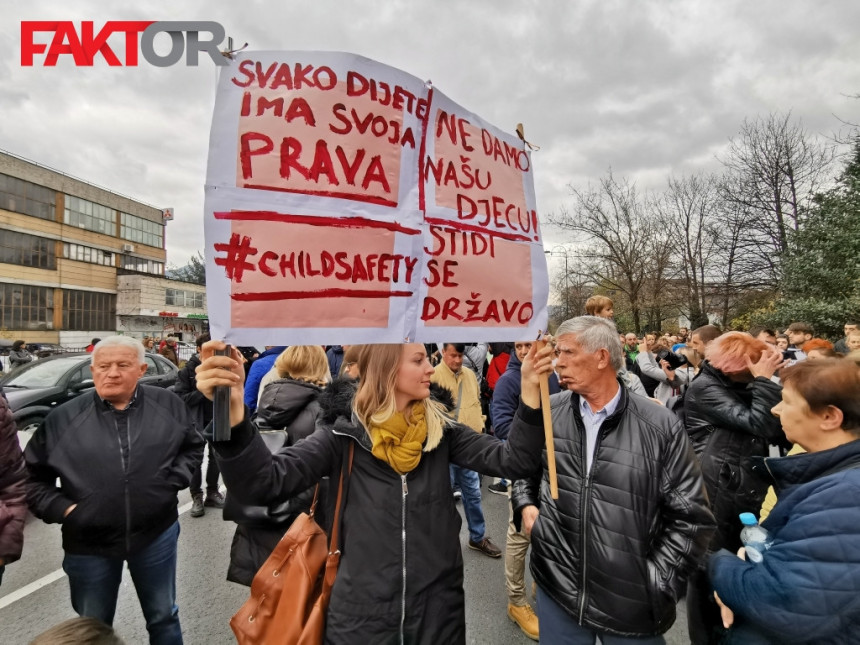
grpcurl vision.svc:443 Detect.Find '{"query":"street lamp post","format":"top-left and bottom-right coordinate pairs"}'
top-left (544, 246), bottom-right (570, 320)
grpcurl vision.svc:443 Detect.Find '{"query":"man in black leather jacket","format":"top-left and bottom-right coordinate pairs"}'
top-left (512, 316), bottom-right (715, 643)
top-left (25, 336), bottom-right (203, 645)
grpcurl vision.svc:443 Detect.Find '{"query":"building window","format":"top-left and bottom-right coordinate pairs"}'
top-left (121, 212), bottom-right (163, 248)
top-left (62, 289), bottom-right (115, 331)
top-left (62, 242), bottom-right (115, 267)
top-left (64, 195), bottom-right (116, 235)
top-left (0, 283), bottom-right (54, 330)
top-left (120, 255), bottom-right (164, 276)
top-left (165, 288), bottom-right (204, 308)
top-left (0, 230), bottom-right (56, 269)
top-left (0, 173), bottom-right (55, 221)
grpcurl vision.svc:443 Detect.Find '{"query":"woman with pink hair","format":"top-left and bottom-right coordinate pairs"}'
top-left (682, 332), bottom-right (790, 644)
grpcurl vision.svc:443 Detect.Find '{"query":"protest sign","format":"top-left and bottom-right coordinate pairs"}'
top-left (205, 51), bottom-right (548, 345)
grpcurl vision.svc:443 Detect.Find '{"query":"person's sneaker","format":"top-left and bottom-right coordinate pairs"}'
top-left (468, 537), bottom-right (502, 558)
top-left (488, 481), bottom-right (509, 496)
top-left (452, 488), bottom-right (462, 500)
top-left (204, 490), bottom-right (226, 508)
top-left (190, 493), bottom-right (205, 518)
top-left (507, 603), bottom-right (539, 641)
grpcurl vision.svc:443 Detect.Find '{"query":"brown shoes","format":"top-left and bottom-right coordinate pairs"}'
top-left (507, 603), bottom-right (539, 641)
top-left (467, 537), bottom-right (502, 558)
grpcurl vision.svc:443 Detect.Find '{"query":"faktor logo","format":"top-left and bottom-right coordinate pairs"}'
top-left (21, 21), bottom-right (229, 67)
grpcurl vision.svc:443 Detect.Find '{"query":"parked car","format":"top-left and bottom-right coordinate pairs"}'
top-left (25, 343), bottom-right (67, 358)
top-left (1, 352), bottom-right (180, 434)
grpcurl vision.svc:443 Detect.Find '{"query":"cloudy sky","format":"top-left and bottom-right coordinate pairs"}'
top-left (2, 0), bottom-right (858, 269)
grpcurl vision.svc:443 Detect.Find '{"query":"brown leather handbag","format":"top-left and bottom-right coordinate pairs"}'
top-left (230, 443), bottom-right (354, 645)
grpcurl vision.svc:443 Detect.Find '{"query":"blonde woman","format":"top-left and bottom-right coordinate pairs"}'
top-left (196, 341), bottom-right (550, 644)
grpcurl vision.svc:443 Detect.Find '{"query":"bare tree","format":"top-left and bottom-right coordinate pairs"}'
top-left (655, 173), bottom-right (723, 328)
top-left (548, 258), bottom-right (593, 326)
top-left (719, 112), bottom-right (835, 287)
top-left (550, 171), bottom-right (663, 333)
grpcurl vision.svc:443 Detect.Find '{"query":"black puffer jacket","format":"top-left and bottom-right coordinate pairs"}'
top-left (173, 353), bottom-right (212, 429)
top-left (223, 377), bottom-right (325, 586)
top-left (511, 382), bottom-right (715, 638)
top-left (683, 361), bottom-right (786, 554)
top-left (212, 383), bottom-right (545, 645)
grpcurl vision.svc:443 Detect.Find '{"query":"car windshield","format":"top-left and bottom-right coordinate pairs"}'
top-left (3, 356), bottom-right (86, 387)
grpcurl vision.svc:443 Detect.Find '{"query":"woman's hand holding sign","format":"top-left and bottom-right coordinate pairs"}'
top-left (196, 340), bottom-right (247, 428)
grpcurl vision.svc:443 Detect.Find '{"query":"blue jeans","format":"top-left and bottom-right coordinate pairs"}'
top-left (63, 521), bottom-right (183, 645)
top-left (449, 464), bottom-right (486, 543)
top-left (537, 586), bottom-right (666, 645)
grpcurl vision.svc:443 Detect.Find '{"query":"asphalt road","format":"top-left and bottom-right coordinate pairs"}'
top-left (0, 459), bottom-right (690, 644)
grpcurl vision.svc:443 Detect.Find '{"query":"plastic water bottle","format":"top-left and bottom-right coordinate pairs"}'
top-left (739, 513), bottom-right (772, 563)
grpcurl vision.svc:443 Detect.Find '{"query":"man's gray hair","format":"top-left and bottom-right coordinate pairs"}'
top-left (91, 336), bottom-right (145, 364)
top-left (555, 316), bottom-right (624, 372)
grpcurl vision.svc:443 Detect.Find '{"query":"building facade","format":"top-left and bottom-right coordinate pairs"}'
top-left (117, 274), bottom-right (207, 344)
top-left (0, 150), bottom-right (201, 348)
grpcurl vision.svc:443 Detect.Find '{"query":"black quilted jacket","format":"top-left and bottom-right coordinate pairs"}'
top-left (512, 382), bottom-right (715, 637)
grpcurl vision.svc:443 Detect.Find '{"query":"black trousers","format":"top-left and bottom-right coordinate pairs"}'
top-left (686, 568), bottom-right (726, 645)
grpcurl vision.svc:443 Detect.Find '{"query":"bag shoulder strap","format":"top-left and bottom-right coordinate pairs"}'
top-left (329, 442), bottom-right (354, 554)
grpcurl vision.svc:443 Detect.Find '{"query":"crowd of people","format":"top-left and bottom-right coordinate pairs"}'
top-left (0, 306), bottom-right (858, 644)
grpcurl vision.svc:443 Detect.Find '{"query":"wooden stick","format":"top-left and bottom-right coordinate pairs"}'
top-left (537, 339), bottom-right (558, 499)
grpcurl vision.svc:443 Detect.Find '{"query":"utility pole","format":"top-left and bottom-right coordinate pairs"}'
top-left (544, 247), bottom-right (570, 320)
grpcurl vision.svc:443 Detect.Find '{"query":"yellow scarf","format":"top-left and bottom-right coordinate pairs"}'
top-left (370, 403), bottom-right (427, 474)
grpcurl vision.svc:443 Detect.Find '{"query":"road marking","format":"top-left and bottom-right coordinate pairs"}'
top-left (0, 568), bottom-right (65, 610)
top-left (0, 501), bottom-right (195, 609)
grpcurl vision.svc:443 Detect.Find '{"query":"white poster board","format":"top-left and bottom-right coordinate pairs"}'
top-left (204, 51), bottom-right (548, 345)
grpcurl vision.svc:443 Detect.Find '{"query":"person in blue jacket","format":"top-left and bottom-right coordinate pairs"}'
top-left (491, 341), bottom-right (561, 442)
top-left (243, 346), bottom-right (287, 414)
top-left (709, 358), bottom-right (860, 644)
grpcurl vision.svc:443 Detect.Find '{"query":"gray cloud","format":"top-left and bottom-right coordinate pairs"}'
top-left (2, 0), bottom-right (859, 265)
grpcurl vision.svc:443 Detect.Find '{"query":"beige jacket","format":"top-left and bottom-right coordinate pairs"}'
top-left (431, 362), bottom-right (483, 433)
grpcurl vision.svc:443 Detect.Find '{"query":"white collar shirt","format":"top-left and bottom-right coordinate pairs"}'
top-left (579, 384), bottom-right (622, 474)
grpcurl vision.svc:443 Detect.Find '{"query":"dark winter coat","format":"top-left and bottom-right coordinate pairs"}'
top-left (326, 345), bottom-right (345, 380)
top-left (211, 382), bottom-right (545, 645)
top-left (709, 439), bottom-right (860, 644)
top-left (159, 343), bottom-right (179, 366)
top-left (511, 382), bottom-right (715, 638)
top-left (24, 386), bottom-right (204, 557)
top-left (224, 377), bottom-right (324, 586)
top-left (0, 394), bottom-right (27, 564)
top-left (683, 362), bottom-right (786, 554)
top-left (173, 353), bottom-right (212, 429)
top-left (490, 350), bottom-right (560, 440)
